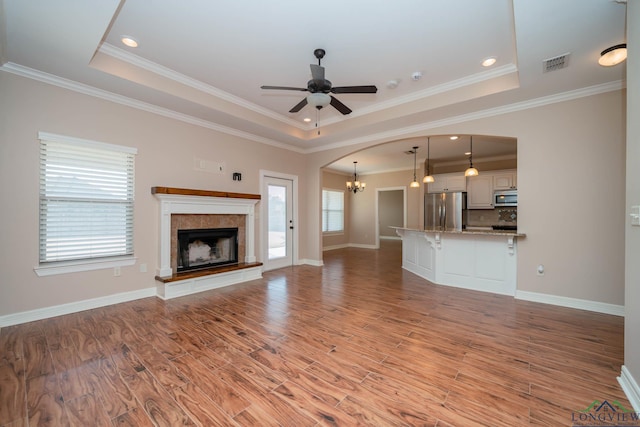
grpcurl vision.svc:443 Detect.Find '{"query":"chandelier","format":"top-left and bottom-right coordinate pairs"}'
top-left (346, 161), bottom-right (366, 193)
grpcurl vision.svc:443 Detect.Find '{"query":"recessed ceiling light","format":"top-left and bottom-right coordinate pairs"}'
top-left (303, 117), bottom-right (311, 122)
top-left (121, 36), bottom-right (139, 48)
top-left (386, 79), bottom-right (400, 89)
top-left (465, 151), bottom-right (472, 156)
top-left (450, 136), bottom-right (459, 140)
top-left (482, 57), bottom-right (497, 67)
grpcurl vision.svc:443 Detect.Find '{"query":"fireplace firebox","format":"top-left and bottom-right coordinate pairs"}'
top-left (177, 227), bottom-right (238, 272)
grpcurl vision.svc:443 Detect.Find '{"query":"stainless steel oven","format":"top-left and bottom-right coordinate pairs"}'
top-left (494, 190), bottom-right (517, 207)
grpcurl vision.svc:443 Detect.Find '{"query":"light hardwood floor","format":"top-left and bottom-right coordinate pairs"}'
top-left (0, 241), bottom-right (631, 426)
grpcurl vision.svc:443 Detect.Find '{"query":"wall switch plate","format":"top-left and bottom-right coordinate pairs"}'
top-left (114, 266), bottom-right (121, 277)
top-left (139, 263), bottom-right (147, 273)
top-left (631, 206), bottom-right (640, 226)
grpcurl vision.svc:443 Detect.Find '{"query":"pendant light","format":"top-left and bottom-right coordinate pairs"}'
top-left (410, 146), bottom-right (420, 188)
top-left (464, 136), bottom-right (479, 177)
top-left (346, 161), bottom-right (366, 193)
top-left (423, 137), bottom-right (435, 183)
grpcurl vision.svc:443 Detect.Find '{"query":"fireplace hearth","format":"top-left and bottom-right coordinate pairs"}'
top-left (177, 227), bottom-right (238, 272)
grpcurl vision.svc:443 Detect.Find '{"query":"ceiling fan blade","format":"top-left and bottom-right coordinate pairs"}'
top-left (310, 64), bottom-right (325, 83)
top-left (261, 85), bottom-right (308, 91)
top-left (331, 85), bottom-right (378, 94)
top-left (289, 97), bottom-right (308, 113)
top-left (330, 95), bottom-right (352, 115)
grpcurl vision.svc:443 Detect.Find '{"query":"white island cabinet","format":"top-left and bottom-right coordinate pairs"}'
top-left (393, 228), bottom-right (524, 296)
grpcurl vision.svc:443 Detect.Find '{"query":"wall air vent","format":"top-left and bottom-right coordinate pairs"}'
top-left (543, 53), bottom-right (570, 73)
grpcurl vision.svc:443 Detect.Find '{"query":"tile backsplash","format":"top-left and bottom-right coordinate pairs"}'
top-left (467, 208), bottom-right (517, 227)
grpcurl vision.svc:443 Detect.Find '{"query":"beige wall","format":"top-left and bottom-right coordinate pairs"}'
top-left (378, 190), bottom-right (404, 237)
top-left (624, 0), bottom-right (640, 398)
top-left (306, 90), bottom-right (626, 307)
top-left (0, 72), bottom-right (309, 316)
top-left (348, 170), bottom-right (421, 246)
top-left (0, 67), bottom-right (628, 324)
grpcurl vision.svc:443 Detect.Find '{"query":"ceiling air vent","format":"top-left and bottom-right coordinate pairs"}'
top-left (543, 53), bottom-right (570, 73)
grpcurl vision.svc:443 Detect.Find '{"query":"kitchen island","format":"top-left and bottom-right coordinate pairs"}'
top-left (392, 227), bottom-right (525, 296)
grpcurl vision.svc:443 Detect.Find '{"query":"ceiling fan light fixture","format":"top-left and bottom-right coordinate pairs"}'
top-left (598, 43), bottom-right (627, 66)
top-left (307, 92), bottom-right (331, 109)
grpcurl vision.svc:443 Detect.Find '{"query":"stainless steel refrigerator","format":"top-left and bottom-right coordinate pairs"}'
top-left (424, 192), bottom-right (467, 231)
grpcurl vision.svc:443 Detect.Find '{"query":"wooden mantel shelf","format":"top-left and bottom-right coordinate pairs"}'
top-left (151, 186), bottom-right (260, 200)
top-left (155, 262), bottom-right (263, 283)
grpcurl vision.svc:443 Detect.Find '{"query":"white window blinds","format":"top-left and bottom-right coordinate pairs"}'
top-left (39, 133), bottom-right (136, 263)
top-left (322, 189), bottom-right (344, 233)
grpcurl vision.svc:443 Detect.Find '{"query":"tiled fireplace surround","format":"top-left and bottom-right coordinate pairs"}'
top-left (152, 187), bottom-right (262, 299)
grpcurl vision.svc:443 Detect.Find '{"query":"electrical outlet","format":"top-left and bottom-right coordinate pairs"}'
top-left (536, 264), bottom-right (544, 276)
top-left (139, 263), bottom-right (147, 273)
top-left (114, 266), bottom-right (121, 277)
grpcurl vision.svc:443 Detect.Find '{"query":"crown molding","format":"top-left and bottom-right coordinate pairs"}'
top-left (0, 62), bottom-right (307, 154)
top-left (305, 80), bottom-right (626, 154)
top-left (319, 64), bottom-right (519, 127)
top-left (1, 61), bottom-right (624, 157)
top-left (98, 43), bottom-right (306, 130)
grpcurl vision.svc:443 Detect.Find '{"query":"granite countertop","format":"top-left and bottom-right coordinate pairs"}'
top-left (392, 226), bottom-right (526, 238)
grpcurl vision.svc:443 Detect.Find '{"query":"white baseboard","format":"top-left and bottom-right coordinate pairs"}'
top-left (618, 366), bottom-right (640, 412)
top-left (515, 290), bottom-right (624, 316)
top-left (348, 243), bottom-right (379, 250)
top-left (322, 244), bottom-right (349, 252)
top-left (299, 258), bottom-right (324, 266)
top-left (380, 236), bottom-right (401, 241)
top-left (323, 243), bottom-right (380, 251)
top-left (0, 287), bottom-right (157, 328)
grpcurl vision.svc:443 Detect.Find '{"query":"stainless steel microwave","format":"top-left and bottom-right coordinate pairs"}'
top-left (494, 190), bottom-right (517, 207)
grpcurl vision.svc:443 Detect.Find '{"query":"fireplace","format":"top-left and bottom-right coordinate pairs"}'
top-left (177, 227), bottom-right (238, 272)
top-left (152, 187), bottom-right (262, 299)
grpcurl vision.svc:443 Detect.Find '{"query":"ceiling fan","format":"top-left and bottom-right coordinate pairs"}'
top-left (261, 48), bottom-right (377, 115)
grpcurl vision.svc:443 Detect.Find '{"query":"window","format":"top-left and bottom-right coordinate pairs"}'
top-left (322, 189), bottom-right (344, 233)
top-left (37, 133), bottom-right (136, 273)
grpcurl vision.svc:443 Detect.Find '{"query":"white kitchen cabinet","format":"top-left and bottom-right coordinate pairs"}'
top-left (466, 175), bottom-right (494, 209)
top-left (427, 173), bottom-right (467, 193)
top-left (493, 170), bottom-right (517, 190)
top-left (395, 228), bottom-right (521, 297)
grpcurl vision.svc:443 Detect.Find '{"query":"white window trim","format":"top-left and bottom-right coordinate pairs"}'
top-left (34, 256), bottom-right (136, 277)
top-left (322, 231), bottom-right (345, 236)
top-left (35, 132), bottom-right (137, 276)
top-left (322, 188), bottom-right (345, 234)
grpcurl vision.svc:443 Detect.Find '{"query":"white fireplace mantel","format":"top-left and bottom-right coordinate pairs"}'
top-left (153, 189), bottom-right (259, 278)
